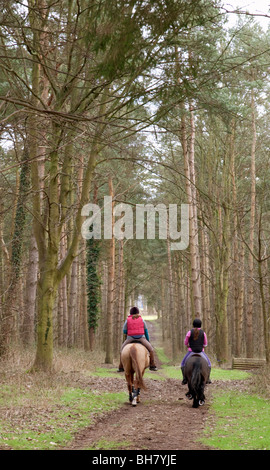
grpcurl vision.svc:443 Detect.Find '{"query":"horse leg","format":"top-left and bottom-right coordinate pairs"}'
top-left (192, 384), bottom-right (200, 407)
top-left (193, 382), bottom-right (206, 407)
top-left (193, 397), bottom-right (199, 408)
top-left (129, 373), bottom-right (137, 404)
top-left (192, 385), bottom-right (201, 408)
top-left (132, 386), bottom-right (141, 405)
top-left (125, 374), bottom-right (133, 403)
top-left (131, 379), bottom-right (136, 406)
top-left (128, 384), bottom-right (132, 403)
top-left (186, 384), bottom-right (193, 400)
top-left (199, 382), bottom-right (206, 406)
top-left (132, 377), bottom-right (140, 406)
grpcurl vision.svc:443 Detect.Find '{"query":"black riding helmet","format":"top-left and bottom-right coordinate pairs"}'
top-left (193, 318), bottom-right (202, 328)
top-left (130, 306), bottom-right (139, 315)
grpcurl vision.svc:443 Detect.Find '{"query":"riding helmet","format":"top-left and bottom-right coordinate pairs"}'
top-left (130, 306), bottom-right (139, 316)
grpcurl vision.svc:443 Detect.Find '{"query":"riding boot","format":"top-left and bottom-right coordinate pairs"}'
top-left (181, 366), bottom-right (187, 385)
top-left (117, 355), bottom-right (124, 372)
top-left (149, 351), bottom-right (158, 371)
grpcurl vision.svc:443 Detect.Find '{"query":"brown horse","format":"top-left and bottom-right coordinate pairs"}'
top-left (121, 342), bottom-right (150, 406)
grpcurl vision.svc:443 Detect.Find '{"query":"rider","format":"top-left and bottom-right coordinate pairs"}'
top-left (117, 306), bottom-right (158, 372)
top-left (181, 318), bottom-right (211, 384)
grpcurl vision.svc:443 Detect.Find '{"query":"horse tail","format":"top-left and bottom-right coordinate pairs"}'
top-left (130, 345), bottom-right (147, 390)
top-left (191, 359), bottom-right (202, 396)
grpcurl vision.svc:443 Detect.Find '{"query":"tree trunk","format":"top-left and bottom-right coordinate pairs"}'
top-left (115, 239), bottom-right (125, 355)
top-left (167, 237), bottom-right (177, 360)
top-left (22, 233), bottom-right (38, 345)
top-left (58, 231), bottom-right (68, 346)
top-left (80, 241), bottom-right (90, 351)
top-left (105, 176), bottom-right (115, 364)
top-left (214, 135), bottom-right (232, 363)
top-left (214, 205), bottom-right (230, 363)
top-left (246, 90), bottom-right (257, 357)
top-left (258, 211), bottom-right (270, 363)
top-left (229, 120), bottom-right (245, 357)
top-left (68, 260), bottom-right (77, 348)
top-left (188, 103), bottom-right (202, 319)
top-left (235, 241), bottom-right (245, 356)
top-left (34, 263), bottom-right (58, 371)
top-left (180, 104), bottom-right (202, 320)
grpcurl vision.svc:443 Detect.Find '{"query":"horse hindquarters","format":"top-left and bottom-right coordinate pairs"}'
top-left (122, 343), bottom-right (148, 406)
top-left (130, 346), bottom-right (146, 405)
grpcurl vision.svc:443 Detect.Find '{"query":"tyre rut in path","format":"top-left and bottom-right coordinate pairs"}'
top-left (64, 320), bottom-right (212, 451)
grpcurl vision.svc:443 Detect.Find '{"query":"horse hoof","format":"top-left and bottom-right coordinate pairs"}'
top-left (132, 398), bottom-right (137, 406)
top-left (199, 400), bottom-right (205, 406)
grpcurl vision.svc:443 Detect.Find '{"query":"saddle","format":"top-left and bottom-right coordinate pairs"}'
top-left (188, 352), bottom-right (208, 364)
top-left (129, 340), bottom-right (150, 355)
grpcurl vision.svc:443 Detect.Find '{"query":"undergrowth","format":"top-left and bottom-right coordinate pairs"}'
top-left (0, 346), bottom-right (126, 450)
top-left (0, 385), bottom-right (126, 450)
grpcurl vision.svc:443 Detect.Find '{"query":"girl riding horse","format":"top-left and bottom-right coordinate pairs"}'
top-left (181, 318), bottom-right (211, 384)
top-left (118, 306), bottom-right (158, 372)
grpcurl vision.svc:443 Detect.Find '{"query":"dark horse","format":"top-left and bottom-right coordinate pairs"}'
top-left (184, 354), bottom-right (210, 408)
top-left (121, 343), bottom-right (149, 406)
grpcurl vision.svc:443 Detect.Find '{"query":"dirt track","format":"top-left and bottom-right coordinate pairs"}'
top-left (63, 320), bottom-right (214, 451)
top-left (64, 375), bottom-right (212, 451)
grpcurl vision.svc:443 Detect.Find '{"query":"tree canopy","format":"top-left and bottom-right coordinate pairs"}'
top-left (0, 0), bottom-right (269, 369)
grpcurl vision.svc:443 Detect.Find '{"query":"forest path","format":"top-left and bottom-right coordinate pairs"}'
top-left (63, 319), bottom-right (214, 451)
